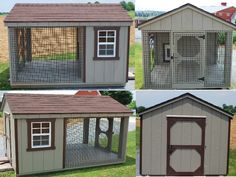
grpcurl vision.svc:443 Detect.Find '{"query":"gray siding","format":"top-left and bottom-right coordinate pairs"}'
top-left (141, 97), bottom-right (229, 175)
top-left (85, 26), bottom-right (128, 84)
top-left (141, 8), bottom-right (233, 31)
top-left (17, 118), bottom-right (64, 175)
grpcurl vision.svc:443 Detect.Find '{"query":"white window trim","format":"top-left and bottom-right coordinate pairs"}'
top-left (31, 122), bottom-right (51, 149)
top-left (97, 30), bottom-right (116, 58)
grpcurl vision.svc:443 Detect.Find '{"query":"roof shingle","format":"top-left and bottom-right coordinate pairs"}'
top-left (3, 94), bottom-right (132, 115)
top-left (4, 3), bottom-right (132, 23)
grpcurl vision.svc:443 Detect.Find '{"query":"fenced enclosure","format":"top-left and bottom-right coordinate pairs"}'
top-left (143, 31), bottom-right (232, 89)
top-left (9, 27), bottom-right (85, 84)
top-left (65, 117), bottom-right (123, 168)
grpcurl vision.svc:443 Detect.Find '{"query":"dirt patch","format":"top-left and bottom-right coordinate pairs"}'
top-left (231, 116), bottom-right (236, 149)
top-left (0, 16), bottom-right (8, 62)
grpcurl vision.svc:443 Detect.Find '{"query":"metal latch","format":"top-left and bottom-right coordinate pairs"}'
top-left (198, 77), bottom-right (205, 81)
top-left (198, 35), bottom-right (205, 39)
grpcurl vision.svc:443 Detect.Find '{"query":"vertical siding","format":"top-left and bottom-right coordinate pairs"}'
top-left (85, 26), bottom-right (128, 84)
top-left (142, 97), bottom-right (229, 175)
top-left (141, 8), bottom-right (233, 31)
top-left (17, 118), bottom-right (64, 175)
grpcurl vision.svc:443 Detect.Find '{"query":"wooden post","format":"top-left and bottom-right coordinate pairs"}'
top-left (106, 118), bottom-right (114, 151)
top-left (224, 31), bottom-right (232, 87)
top-left (94, 118), bottom-right (100, 148)
top-left (142, 31), bottom-right (151, 88)
top-left (118, 117), bottom-right (129, 160)
top-left (83, 119), bottom-right (90, 144)
top-left (26, 28), bottom-right (32, 62)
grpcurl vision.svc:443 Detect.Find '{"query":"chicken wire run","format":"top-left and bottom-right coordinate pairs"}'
top-left (65, 117), bottom-right (122, 168)
top-left (9, 27), bottom-right (85, 84)
top-left (143, 31), bottom-right (232, 89)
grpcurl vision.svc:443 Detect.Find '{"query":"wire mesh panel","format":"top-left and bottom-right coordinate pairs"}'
top-left (143, 31), bottom-right (172, 89)
top-left (205, 32), bottom-right (231, 87)
top-left (9, 27), bottom-right (84, 84)
top-left (65, 117), bottom-right (121, 169)
top-left (173, 33), bottom-right (205, 87)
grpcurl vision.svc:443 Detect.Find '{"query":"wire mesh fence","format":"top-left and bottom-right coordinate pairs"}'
top-left (9, 27), bottom-right (84, 84)
top-left (65, 117), bottom-right (121, 168)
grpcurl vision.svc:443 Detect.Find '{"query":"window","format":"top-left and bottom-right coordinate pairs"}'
top-left (94, 27), bottom-right (119, 60)
top-left (27, 119), bottom-right (55, 151)
top-left (31, 122), bottom-right (51, 148)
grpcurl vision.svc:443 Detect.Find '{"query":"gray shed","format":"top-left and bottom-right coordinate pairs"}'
top-left (4, 3), bottom-right (132, 88)
top-left (1, 94), bottom-right (132, 176)
top-left (139, 3), bottom-right (236, 89)
top-left (139, 93), bottom-right (233, 176)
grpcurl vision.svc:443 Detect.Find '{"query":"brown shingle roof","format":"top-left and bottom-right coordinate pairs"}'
top-left (4, 3), bottom-right (132, 23)
top-left (3, 94), bottom-right (132, 115)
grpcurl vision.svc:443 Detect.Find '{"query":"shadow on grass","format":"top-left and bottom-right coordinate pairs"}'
top-left (24, 155), bottom-right (136, 177)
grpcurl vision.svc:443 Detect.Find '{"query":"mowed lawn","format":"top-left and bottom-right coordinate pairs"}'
top-left (0, 130), bottom-right (136, 177)
top-left (135, 118), bottom-right (236, 176)
top-left (134, 43), bottom-right (143, 89)
top-left (0, 62), bottom-right (10, 90)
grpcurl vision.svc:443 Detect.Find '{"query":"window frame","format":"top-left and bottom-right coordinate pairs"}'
top-left (27, 119), bottom-right (56, 151)
top-left (94, 27), bottom-right (120, 60)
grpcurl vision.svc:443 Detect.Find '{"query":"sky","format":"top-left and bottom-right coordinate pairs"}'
top-left (0, 0), bottom-right (134, 12)
top-left (136, 90), bottom-right (236, 108)
top-left (136, 0), bottom-right (236, 11)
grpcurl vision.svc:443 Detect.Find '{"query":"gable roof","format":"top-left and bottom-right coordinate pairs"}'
top-left (1, 93), bottom-right (132, 115)
top-left (4, 3), bottom-right (132, 23)
top-left (139, 3), bottom-right (236, 29)
top-left (215, 6), bottom-right (236, 22)
top-left (139, 93), bottom-right (233, 118)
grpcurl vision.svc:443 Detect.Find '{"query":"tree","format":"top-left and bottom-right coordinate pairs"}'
top-left (136, 106), bottom-right (146, 114)
top-left (100, 91), bottom-right (133, 105)
top-left (120, 1), bottom-right (135, 11)
top-left (94, 1), bottom-right (100, 4)
top-left (222, 104), bottom-right (236, 114)
top-left (128, 100), bottom-right (136, 110)
top-left (127, 2), bottom-right (135, 11)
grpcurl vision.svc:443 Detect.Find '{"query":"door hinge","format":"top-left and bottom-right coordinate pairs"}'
top-left (198, 35), bottom-right (205, 39)
top-left (198, 77), bottom-right (205, 81)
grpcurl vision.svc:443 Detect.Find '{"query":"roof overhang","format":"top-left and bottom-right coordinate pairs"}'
top-left (138, 3), bottom-right (236, 30)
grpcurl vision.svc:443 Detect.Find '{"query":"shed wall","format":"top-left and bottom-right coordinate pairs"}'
top-left (141, 8), bottom-right (233, 31)
top-left (17, 118), bottom-right (64, 175)
top-left (85, 26), bottom-right (128, 84)
top-left (141, 98), bottom-right (229, 175)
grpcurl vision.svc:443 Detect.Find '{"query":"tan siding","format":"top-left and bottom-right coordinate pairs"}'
top-left (85, 26), bottom-right (128, 84)
top-left (142, 97), bottom-right (229, 175)
top-left (17, 118), bottom-right (64, 175)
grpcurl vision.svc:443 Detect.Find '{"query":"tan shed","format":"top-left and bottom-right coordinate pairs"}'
top-left (139, 3), bottom-right (236, 89)
top-left (1, 94), bottom-right (132, 176)
top-left (139, 93), bottom-right (233, 176)
top-left (4, 3), bottom-right (132, 88)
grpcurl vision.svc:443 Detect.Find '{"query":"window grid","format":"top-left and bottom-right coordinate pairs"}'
top-left (31, 122), bottom-right (51, 148)
top-left (97, 30), bottom-right (116, 57)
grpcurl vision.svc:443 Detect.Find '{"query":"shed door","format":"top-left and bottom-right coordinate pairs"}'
top-left (173, 33), bottom-right (205, 88)
top-left (167, 117), bottom-right (205, 176)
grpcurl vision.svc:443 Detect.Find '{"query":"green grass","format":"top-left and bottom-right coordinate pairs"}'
top-left (129, 44), bottom-right (135, 67)
top-left (1, 131), bottom-right (136, 177)
top-left (0, 62), bottom-right (11, 90)
top-left (32, 53), bottom-right (76, 61)
top-left (229, 149), bottom-right (236, 175)
top-left (136, 126), bottom-right (140, 149)
top-left (134, 42), bottom-right (143, 89)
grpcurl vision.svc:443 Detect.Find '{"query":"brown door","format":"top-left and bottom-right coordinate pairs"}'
top-left (167, 117), bottom-right (205, 176)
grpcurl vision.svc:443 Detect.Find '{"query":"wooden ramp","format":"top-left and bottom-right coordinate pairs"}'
top-left (0, 157), bottom-right (13, 172)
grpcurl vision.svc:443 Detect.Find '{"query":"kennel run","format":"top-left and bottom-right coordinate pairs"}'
top-left (4, 3), bottom-right (132, 88)
top-left (139, 3), bottom-right (236, 89)
top-left (1, 94), bottom-right (132, 176)
top-left (140, 93), bottom-right (233, 176)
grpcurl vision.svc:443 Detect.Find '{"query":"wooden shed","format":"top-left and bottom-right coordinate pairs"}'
top-left (4, 3), bottom-right (132, 88)
top-left (139, 93), bottom-right (233, 176)
top-left (1, 94), bottom-right (132, 176)
top-left (139, 3), bottom-right (236, 89)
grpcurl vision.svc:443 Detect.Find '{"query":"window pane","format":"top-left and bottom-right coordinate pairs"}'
top-left (107, 38), bottom-right (114, 42)
top-left (33, 141), bottom-right (40, 146)
top-left (99, 31), bottom-right (106, 36)
top-left (42, 135), bottom-right (49, 140)
top-left (99, 38), bottom-right (106, 42)
top-left (99, 50), bottom-right (106, 55)
top-left (107, 44), bottom-right (114, 49)
top-left (42, 123), bottom-right (49, 128)
top-left (42, 140), bottom-right (49, 145)
top-left (108, 31), bottom-right (115, 36)
top-left (33, 136), bottom-right (40, 141)
top-left (42, 129), bottom-right (49, 133)
top-left (107, 50), bottom-right (114, 55)
top-left (99, 45), bottom-right (106, 49)
top-left (33, 129), bottom-right (40, 134)
top-left (32, 123), bottom-right (40, 128)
